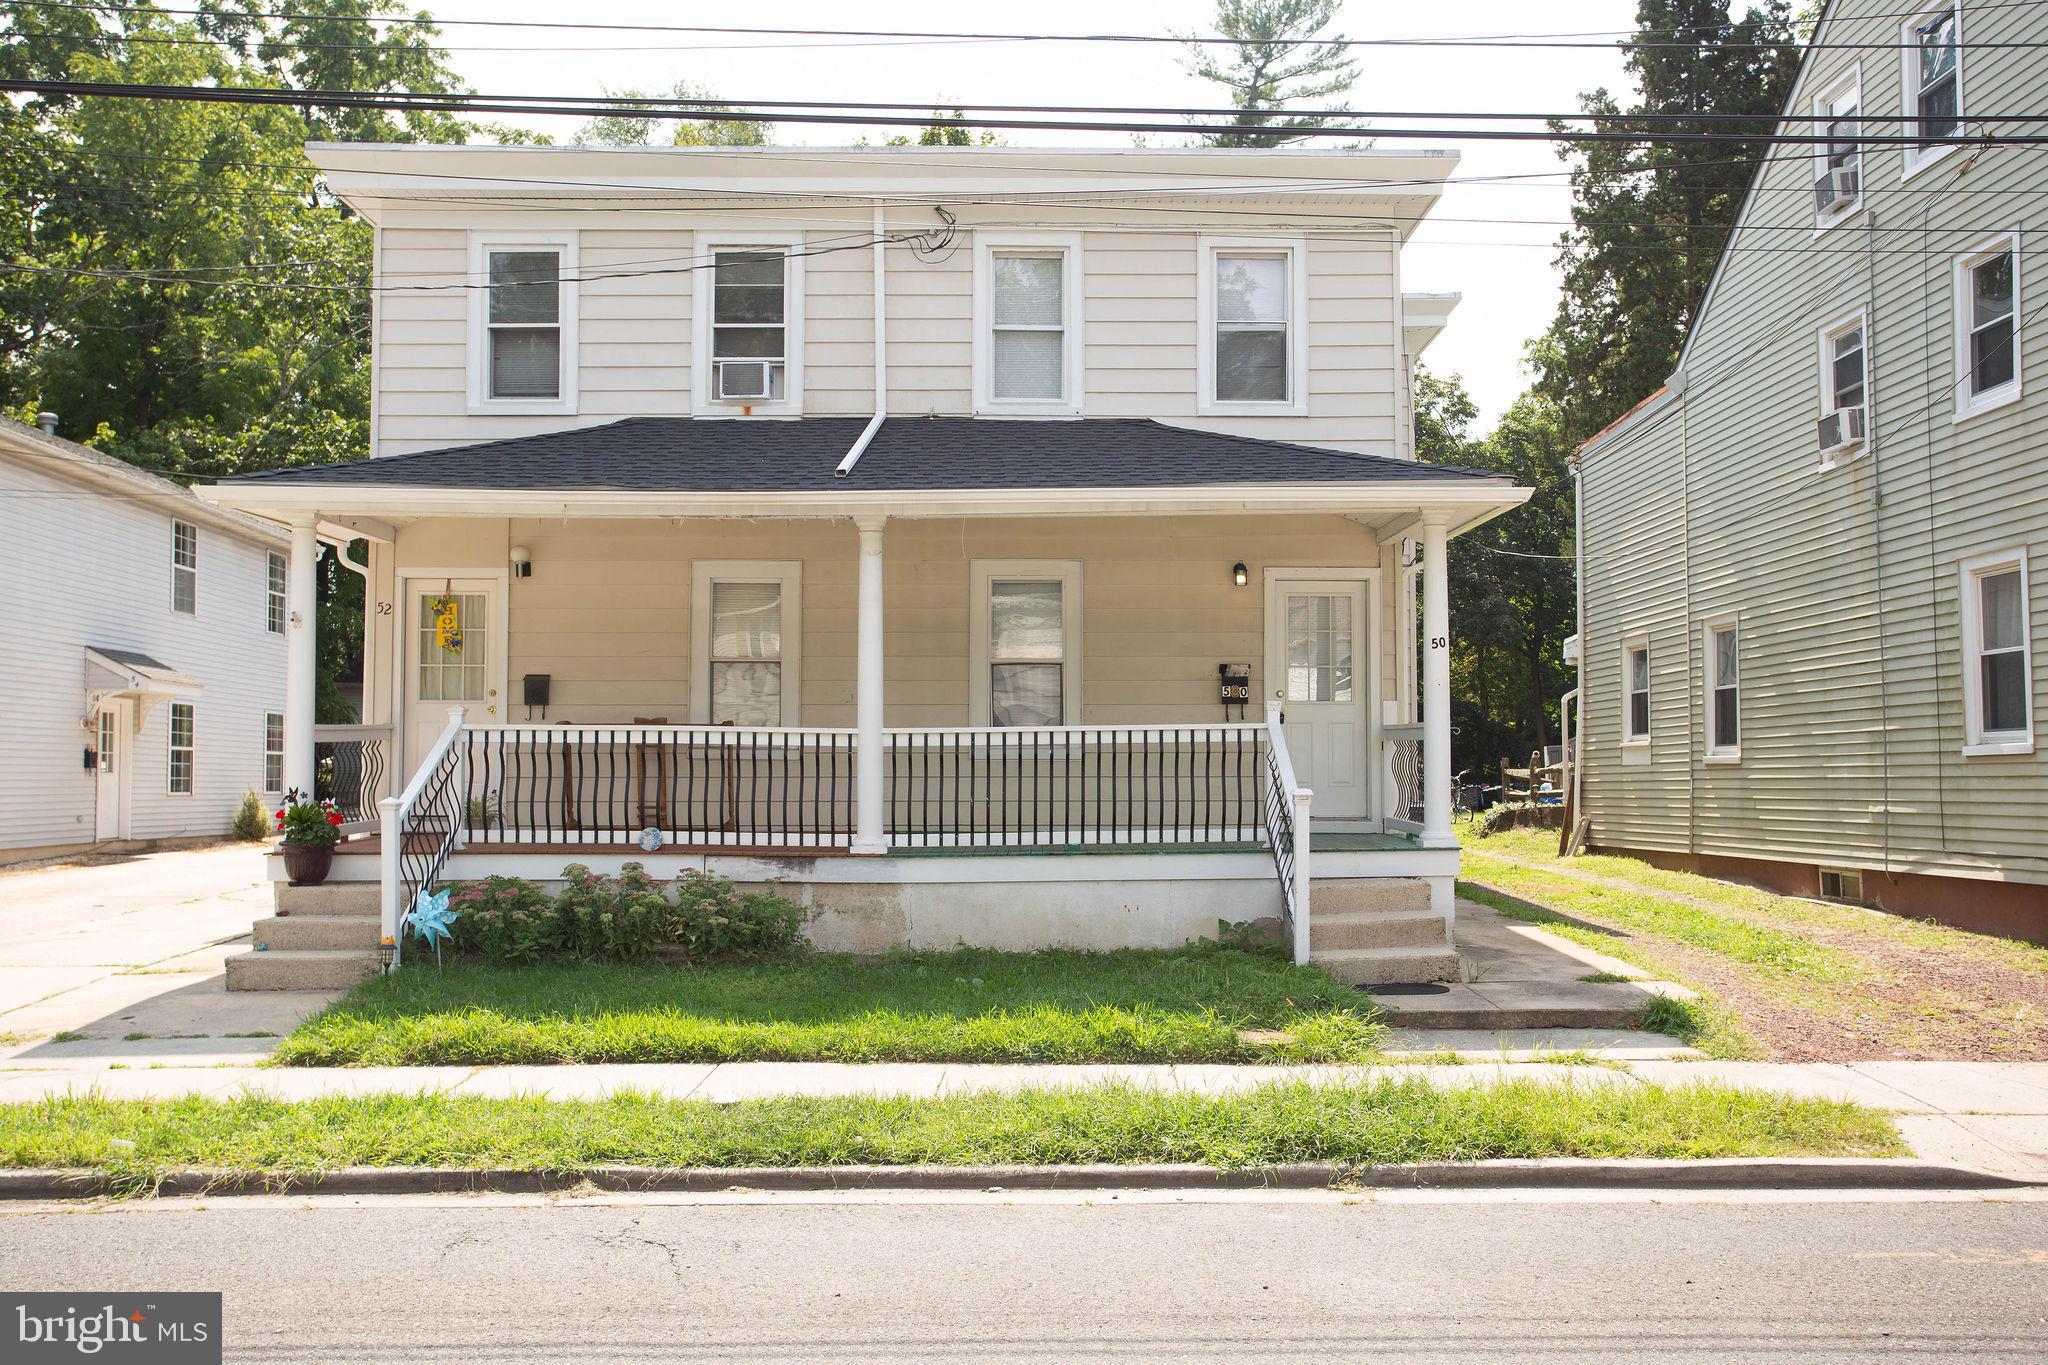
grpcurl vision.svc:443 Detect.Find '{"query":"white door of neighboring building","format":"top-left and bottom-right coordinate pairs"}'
top-left (1265, 574), bottom-right (1373, 821)
top-left (401, 580), bottom-right (503, 780)
top-left (93, 703), bottom-right (125, 840)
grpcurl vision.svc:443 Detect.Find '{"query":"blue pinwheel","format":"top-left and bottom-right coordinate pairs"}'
top-left (408, 887), bottom-right (458, 970)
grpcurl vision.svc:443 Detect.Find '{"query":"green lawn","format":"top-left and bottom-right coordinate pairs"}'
top-left (273, 947), bottom-right (1387, 1067)
top-left (0, 1080), bottom-right (1903, 1193)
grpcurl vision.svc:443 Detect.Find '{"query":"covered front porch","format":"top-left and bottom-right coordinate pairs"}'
top-left (206, 419), bottom-right (1526, 979)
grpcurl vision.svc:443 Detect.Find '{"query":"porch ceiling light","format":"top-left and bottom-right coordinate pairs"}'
top-left (1232, 562), bottom-right (1248, 587)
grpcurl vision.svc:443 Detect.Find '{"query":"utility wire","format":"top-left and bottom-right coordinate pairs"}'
top-left (10, 78), bottom-right (2048, 146)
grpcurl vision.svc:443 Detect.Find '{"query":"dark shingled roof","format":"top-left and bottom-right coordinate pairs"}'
top-left (221, 417), bottom-right (1505, 492)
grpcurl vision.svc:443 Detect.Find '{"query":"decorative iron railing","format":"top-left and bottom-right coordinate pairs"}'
top-left (458, 724), bottom-right (858, 849)
top-left (1262, 711), bottom-right (1313, 964)
top-left (379, 708), bottom-right (467, 968)
top-left (882, 724), bottom-right (1267, 849)
top-left (313, 723), bottom-right (390, 824)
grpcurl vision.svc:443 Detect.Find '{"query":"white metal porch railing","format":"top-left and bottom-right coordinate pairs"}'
top-left (1381, 721), bottom-right (1425, 836)
top-left (380, 717), bottom-right (1318, 965)
top-left (313, 722), bottom-right (391, 825)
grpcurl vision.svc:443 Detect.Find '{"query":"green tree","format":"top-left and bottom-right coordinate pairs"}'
top-left (1534, 0), bottom-right (1801, 444)
top-left (883, 110), bottom-right (1004, 148)
top-left (574, 81), bottom-right (771, 147)
top-left (1180, 0), bottom-right (1359, 147)
top-left (1415, 371), bottom-right (1578, 778)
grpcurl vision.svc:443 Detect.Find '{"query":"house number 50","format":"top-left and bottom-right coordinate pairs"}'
top-left (1430, 636), bottom-right (1448, 649)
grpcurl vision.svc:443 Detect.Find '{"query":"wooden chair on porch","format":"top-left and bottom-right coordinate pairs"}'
top-left (558, 718), bottom-right (670, 835)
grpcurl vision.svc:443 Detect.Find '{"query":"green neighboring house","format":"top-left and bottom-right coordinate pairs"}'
top-left (1572, 0), bottom-right (2044, 939)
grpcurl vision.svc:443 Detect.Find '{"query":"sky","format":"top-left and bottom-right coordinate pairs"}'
top-left (420, 0), bottom-right (1640, 427)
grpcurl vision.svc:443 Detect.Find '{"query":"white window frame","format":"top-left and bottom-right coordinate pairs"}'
top-left (689, 561), bottom-right (802, 725)
top-left (691, 233), bottom-right (805, 417)
top-left (1811, 67), bottom-right (1863, 230)
top-left (972, 232), bottom-right (1084, 415)
top-left (1959, 547), bottom-right (2033, 756)
top-left (1197, 236), bottom-right (1309, 416)
top-left (263, 712), bottom-right (284, 794)
top-left (1953, 231), bottom-right (2022, 420)
top-left (167, 701), bottom-right (195, 796)
top-left (1621, 633), bottom-right (1652, 745)
top-left (1703, 617), bottom-right (1742, 764)
top-left (466, 233), bottom-right (579, 416)
top-left (1816, 307), bottom-right (1870, 468)
top-left (265, 550), bottom-right (287, 635)
top-left (969, 560), bottom-right (1083, 727)
top-left (171, 520), bottom-right (197, 615)
top-left (1900, 4), bottom-right (1963, 179)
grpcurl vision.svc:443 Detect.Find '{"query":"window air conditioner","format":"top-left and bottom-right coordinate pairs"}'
top-left (1814, 162), bottom-right (1859, 213)
top-left (715, 359), bottom-right (774, 401)
top-left (1817, 404), bottom-right (1866, 454)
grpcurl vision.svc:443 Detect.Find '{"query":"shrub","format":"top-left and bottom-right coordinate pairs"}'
top-left (668, 869), bottom-right (806, 962)
top-left (229, 792), bottom-right (270, 842)
top-left (555, 862), bottom-right (670, 962)
top-left (448, 876), bottom-right (557, 966)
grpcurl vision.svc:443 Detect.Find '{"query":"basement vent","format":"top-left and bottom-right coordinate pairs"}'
top-left (1818, 867), bottom-right (1865, 903)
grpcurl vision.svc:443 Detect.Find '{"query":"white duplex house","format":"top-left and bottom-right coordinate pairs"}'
top-left (0, 415), bottom-right (288, 861)
top-left (201, 143), bottom-right (1529, 989)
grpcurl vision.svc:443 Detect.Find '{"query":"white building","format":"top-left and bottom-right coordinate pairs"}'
top-left (0, 415), bottom-right (289, 860)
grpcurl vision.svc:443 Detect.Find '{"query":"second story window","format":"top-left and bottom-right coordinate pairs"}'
top-left (711, 251), bottom-right (788, 403)
top-left (487, 249), bottom-right (563, 399)
top-left (1960, 549), bottom-right (2033, 755)
top-left (1215, 253), bottom-right (1289, 402)
top-left (171, 520), bottom-right (197, 614)
top-left (1812, 75), bottom-right (1860, 222)
top-left (265, 551), bottom-right (286, 635)
top-left (1957, 237), bottom-right (2020, 415)
top-left (1904, 5), bottom-right (1961, 172)
top-left (991, 253), bottom-right (1065, 403)
top-left (1817, 313), bottom-right (1867, 460)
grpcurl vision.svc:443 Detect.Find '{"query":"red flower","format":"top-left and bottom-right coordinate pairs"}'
top-left (327, 812), bottom-right (344, 825)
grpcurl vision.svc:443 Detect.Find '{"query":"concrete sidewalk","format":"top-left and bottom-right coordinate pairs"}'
top-left (1, 1058), bottom-right (2042, 1179)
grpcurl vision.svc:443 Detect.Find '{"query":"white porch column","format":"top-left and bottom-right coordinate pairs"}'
top-left (1420, 513), bottom-right (1455, 848)
top-left (851, 516), bottom-right (888, 854)
top-left (283, 513), bottom-right (319, 797)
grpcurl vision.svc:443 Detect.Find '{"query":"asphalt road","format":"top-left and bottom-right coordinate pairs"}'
top-left (3, 1191), bottom-right (2044, 1362)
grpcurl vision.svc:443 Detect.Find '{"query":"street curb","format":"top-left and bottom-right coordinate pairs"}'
top-left (1, 1157), bottom-right (2039, 1200)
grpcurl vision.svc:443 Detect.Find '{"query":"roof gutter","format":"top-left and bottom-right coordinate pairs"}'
top-left (835, 206), bottom-right (888, 478)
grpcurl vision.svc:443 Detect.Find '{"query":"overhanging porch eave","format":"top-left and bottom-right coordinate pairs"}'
top-left (198, 479), bottom-right (1531, 526)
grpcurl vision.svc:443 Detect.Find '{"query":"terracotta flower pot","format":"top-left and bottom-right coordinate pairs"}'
top-left (282, 841), bottom-right (335, 886)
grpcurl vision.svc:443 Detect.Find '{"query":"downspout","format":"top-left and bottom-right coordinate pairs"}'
top-left (835, 206), bottom-right (888, 478)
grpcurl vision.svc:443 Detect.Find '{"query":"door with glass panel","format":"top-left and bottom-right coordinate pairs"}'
top-left (93, 702), bottom-right (126, 839)
top-left (1264, 577), bottom-right (1371, 819)
top-left (403, 581), bottom-right (501, 779)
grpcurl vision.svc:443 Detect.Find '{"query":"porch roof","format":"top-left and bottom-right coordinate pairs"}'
top-left (219, 417), bottom-right (1509, 495)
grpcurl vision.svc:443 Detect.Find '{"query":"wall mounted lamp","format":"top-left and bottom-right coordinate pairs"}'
top-left (1232, 562), bottom-right (1249, 588)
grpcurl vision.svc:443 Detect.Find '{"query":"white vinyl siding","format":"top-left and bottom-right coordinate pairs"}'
top-left (171, 520), bottom-right (196, 615)
top-left (1955, 235), bottom-right (2020, 417)
top-left (1960, 549), bottom-right (2033, 755)
top-left (265, 550), bottom-right (286, 635)
top-left (167, 702), bottom-right (195, 795)
top-left (263, 711), bottom-right (284, 793)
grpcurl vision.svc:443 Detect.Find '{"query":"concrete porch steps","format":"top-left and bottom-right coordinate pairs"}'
top-left (1314, 946), bottom-right (1464, 987)
top-left (1304, 877), bottom-right (1458, 987)
top-left (227, 874), bottom-right (382, 992)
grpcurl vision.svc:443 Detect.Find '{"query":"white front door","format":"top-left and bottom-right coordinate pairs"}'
top-left (93, 703), bottom-right (125, 840)
top-left (402, 581), bottom-right (502, 779)
top-left (1265, 577), bottom-right (1372, 820)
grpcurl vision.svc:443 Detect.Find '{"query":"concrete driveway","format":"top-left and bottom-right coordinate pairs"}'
top-left (0, 844), bottom-right (338, 1066)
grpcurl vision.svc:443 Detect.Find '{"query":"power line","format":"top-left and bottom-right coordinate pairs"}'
top-left (9, 0), bottom-right (2048, 53)
top-left (12, 78), bottom-right (2048, 147)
